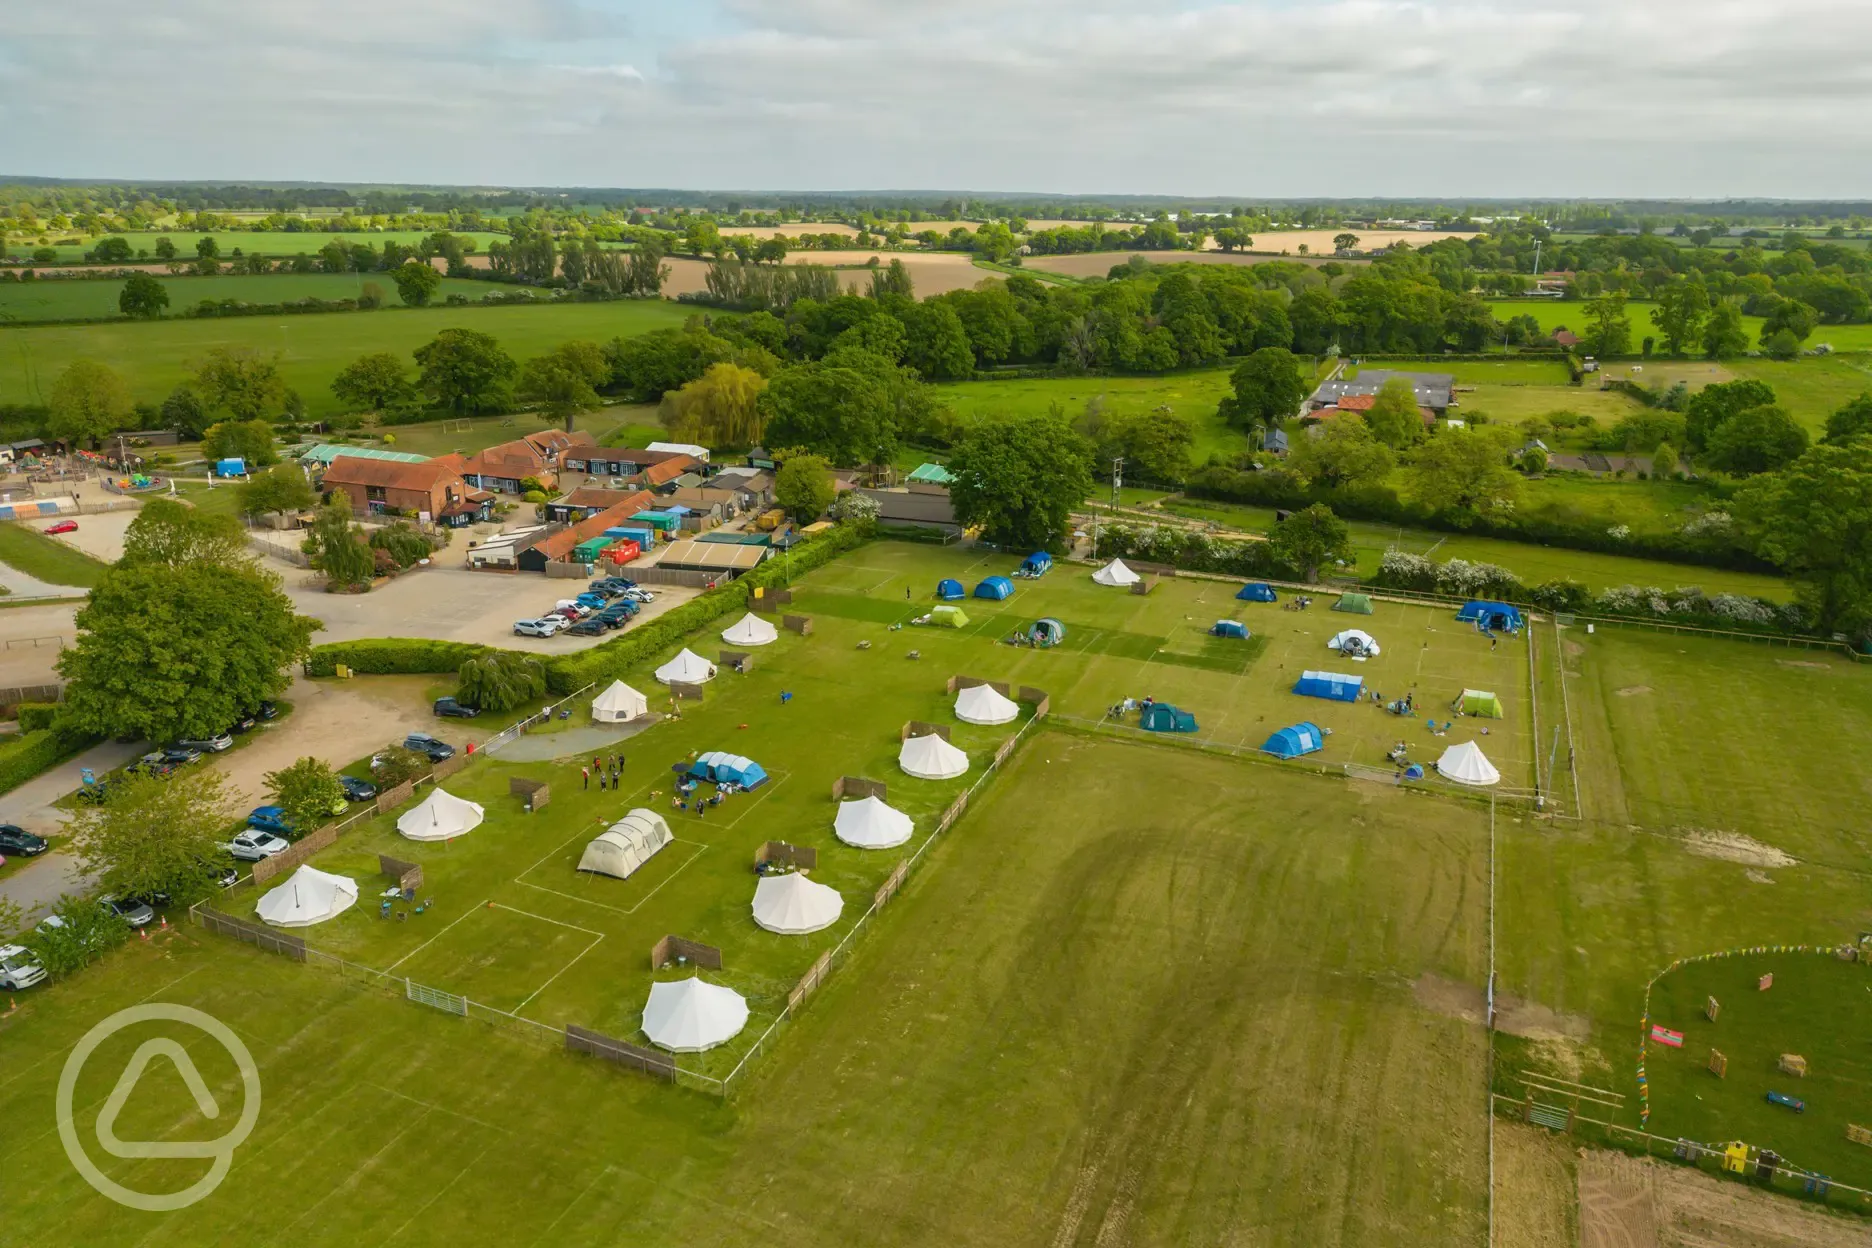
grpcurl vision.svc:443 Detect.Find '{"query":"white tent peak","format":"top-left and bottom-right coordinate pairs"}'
top-left (1092, 558), bottom-right (1140, 587)
top-left (655, 648), bottom-right (715, 685)
top-left (1436, 741), bottom-right (1501, 787)
top-left (900, 732), bottom-right (969, 780)
top-left (721, 612), bottom-right (778, 647)
top-left (751, 872), bottom-right (844, 935)
top-left (591, 679), bottom-right (649, 723)
top-left (642, 977), bottom-right (749, 1053)
top-left (954, 683), bottom-right (1019, 726)
top-left (834, 794), bottom-right (915, 850)
top-left (396, 787), bottom-right (484, 842)
top-left (255, 865), bottom-right (357, 928)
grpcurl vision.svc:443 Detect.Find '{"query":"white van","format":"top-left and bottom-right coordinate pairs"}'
top-left (0, 944), bottom-right (46, 990)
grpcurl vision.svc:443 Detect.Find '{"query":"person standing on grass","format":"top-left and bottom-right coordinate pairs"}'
top-left (582, 766), bottom-right (589, 790)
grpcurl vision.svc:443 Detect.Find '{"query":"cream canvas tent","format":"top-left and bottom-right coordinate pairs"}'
top-left (1092, 558), bottom-right (1141, 587)
top-left (396, 787), bottom-right (484, 842)
top-left (654, 648), bottom-right (715, 685)
top-left (900, 732), bottom-right (969, 780)
top-left (834, 795), bottom-right (914, 850)
top-left (751, 872), bottom-right (844, 935)
top-left (1435, 741), bottom-right (1501, 787)
top-left (578, 809), bottom-right (672, 880)
top-left (1327, 628), bottom-right (1381, 658)
top-left (720, 612), bottom-right (779, 647)
top-left (954, 683), bottom-right (1019, 725)
top-left (591, 679), bottom-right (649, 723)
top-left (255, 865), bottom-right (357, 928)
top-left (641, 977), bottom-right (749, 1053)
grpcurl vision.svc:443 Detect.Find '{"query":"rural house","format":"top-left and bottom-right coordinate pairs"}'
top-left (1309, 370), bottom-right (1455, 415)
top-left (561, 445), bottom-right (693, 480)
top-left (459, 430), bottom-right (596, 495)
top-left (320, 454), bottom-right (492, 526)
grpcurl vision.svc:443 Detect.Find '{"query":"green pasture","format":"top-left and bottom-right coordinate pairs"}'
top-left (1731, 357), bottom-right (1872, 432)
top-left (352, 405), bottom-right (664, 461)
top-left (0, 520), bottom-right (111, 587)
top-left (10, 230), bottom-right (510, 263)
top-left (0, 273), bottom-right (531, 323)
top-left (937, 369), bottom-right (1247, 462)
top-left (0, 300), bottom-right (692, 419)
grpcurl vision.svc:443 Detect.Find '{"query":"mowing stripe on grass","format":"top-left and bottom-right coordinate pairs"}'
top-left (384, 898), bottom-right (493, 973)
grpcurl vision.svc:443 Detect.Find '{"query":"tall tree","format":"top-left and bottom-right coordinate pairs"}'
top-left (1702, 302), bottom-right (1751, 359)
top-left (160, 384), bottom-right (212, 438)
top-left (202, 419), bottom-right (279, 467)
top-left (773, 454), bottom-right (836, 522)
top-left (662, 362), bottom-right (767, 448)
top-left (1684, 378), bottom-right (1777, 450)
top-left (1825, 393), bottom-right (1872, 446)
top-left (264, 758), bottom-right (346, 836)
top-left (47, 359), bottom-right (133, 447)
top-left (1265, 503), bottom-right (1352, 582)
top-left (194, 346), bottom-right (286, 421)
top-left (305, 500), bottom-right (375, 587)
top-left (121, 497), bottom-right (246, 568)
top-left (238, 465), bottom-right (318, 519)
top-left (901, 301), bottom-right (976, 381)
top-left (1402, 426), bottom-right (1523, 519)
top-left (118, 272), bottom-right (169, 319)
top-left (392, 260), bottom-right (442, 307)
top-left (1739, 436), bottom-right (1872, 635)
top-left (1288, 417), bottom-right (1397, 490)
top-left (1653, 282), bottom-right (1710, 356)
top-left (760, 362), bottom-right (896, 466)
top-left (1583, 293), bottom-right (1632, 357)
top-left (1216, 348), bottom-right (1308, 432)
top-left (946, 409), bottom-right (1093, 549)
top-left (416, 328), bottom-right (517, 415)
top-left (519, 341), bottom-right (607, 432)
top-left (455, 653), bottom-right (546, 712)
top-left (1702, 404), bottom-right (1809, 476)
top-left (1360, 377), bottom-right (1425, 449)
top-left (332, 351), bottom-right (415, 412)
top-left (69, 768), bottom-right (236, 906)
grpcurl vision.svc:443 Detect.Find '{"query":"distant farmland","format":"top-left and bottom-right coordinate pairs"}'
top-left (0, 273), bottom-right (531, 323)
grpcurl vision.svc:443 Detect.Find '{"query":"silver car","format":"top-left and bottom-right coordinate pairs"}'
top-left (513, 617), bottom-right (566, 637)
top-left (227, 830), bottom-right (290, 862)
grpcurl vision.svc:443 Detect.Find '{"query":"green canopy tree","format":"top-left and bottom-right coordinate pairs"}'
top-left (1703, 404), bottom-right (1809, 476)
top-left (1288, 418), bottom-right (1396, 490)
top-left (332, 352), bottom-right (415, 413)
top-left (456, 652), bottom-right (546, 713)
top-left (392, 260), bottom-right (442, 307)
top-left (1738, 436), bottom-right (1872, 635)
top-left (118, 272), bottom-right (169, 319)
top-left (662, 362), bottom-right (767, 448)
top-left (70, 768), bottom-right (236, 906)
top-left (305, 500), bottom-right (375, 587)
top-left (121, 498), bottom-right (246, 568)
top-left (1361, 377), bottom-right (1425, 449)
top-left (1402, 426), bottom-right (1523, 520)
top-left (57, 562), bottom-right (315, 743)
top-left (160, 384), bottom-right (212, 438)
top-left (519, 341), bottom-right (608, 432)
top-left (1684, 379), bottom-right (1777, 450)
top-left (760, 362), bottom-right (895, 466)
top-left (1265, 503), bottom-right (1352, 582)
top-left (194, 347), bottom-right (286, 421)
top-left (264, 758), bottom-right (346, 836)
top-left (1653, 282), bottom-right (1709, 356)
top-left (1702, 302), bottom-right (1751, 359)
top-left (1825, 393), bottom-right (1872, 445)
top-left (202, 419), bottom-right (279, 467)
top-left (238, 465), bottom-right (317, 519)
top-left (1583, 294), bottom-right (1632, 357)
top-left (774, 454), bottom-right (835, 522)
top-left (416, 328), bottom-right (518, 415)
top-left (1216, 347), bottom-right (1308, 432)
top-left (47, 359), bottom-right (133, 447)
top-left (947, 409), bottom-right (1092, 549)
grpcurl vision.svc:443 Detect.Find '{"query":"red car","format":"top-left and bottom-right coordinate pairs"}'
top-left (44, 520), bottom-right (77, 535)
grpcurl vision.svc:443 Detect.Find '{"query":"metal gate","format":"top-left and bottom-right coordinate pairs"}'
top-left (405, 978), bottom-right (467, 1015)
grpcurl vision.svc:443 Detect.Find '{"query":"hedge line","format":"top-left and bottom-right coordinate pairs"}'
top-left (303, 638), bottom-right (492, 678)
top-left (0, 727), bottom-right (98, 797)
top-left (15, 702), bottom-right (59, 733)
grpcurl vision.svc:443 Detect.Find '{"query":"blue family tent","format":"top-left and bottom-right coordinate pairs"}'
top-left (1020, 551), bottom-right (1052, 576)
top-left (936, 578), bottom-right (966, 600)
top-left (1263, 722), bottom-right (1325, 759)
top-left (974, 576), bottom-right (1014, 601)
top-left (1140, 703), bottom-right (1198, 733)
top-left (688, 751), bottom-right (769, 788)
top-left (1236, 582), bottom-right (1278, 603)
top-left (1458, 601), bottom-right (1523, 631)
top-left (1294, 670), bottom-right (1364, 703)
top-left (1210, 620), bottom-right (1249, 639)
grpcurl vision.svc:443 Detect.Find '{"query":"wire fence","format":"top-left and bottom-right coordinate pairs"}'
top-left (478, 683), bottom-right (596, 757)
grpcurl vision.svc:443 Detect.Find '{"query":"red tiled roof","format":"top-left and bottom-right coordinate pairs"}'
top-left (523, 429), bottom-right (597, 457)
top-left (532, 499), bottom-right (652, 563)
top-left (321, 454), bottom-right (462, 492)
top-left (640, 456), bottom-right (700, 486)
top-left (562, 486), bottom-right (651, 510)
top-left (460, 438), bottom-right (549, 478)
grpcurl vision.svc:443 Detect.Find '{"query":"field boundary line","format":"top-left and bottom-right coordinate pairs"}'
top-left (363, 1081), bottom-right (508, 1132)
top-left (1552, 617), bottom-right (1583, 821)
top-left (384, 898), bottom-right (496, 973)
top-left (1527, 610), bottom-right (1543, 798)
top-left (488, 901), bottom-right (605, 938)
top-left (386, 1141), bottom-right (499, 1245)
top-left (514, 930), bottom-right (607, 1015)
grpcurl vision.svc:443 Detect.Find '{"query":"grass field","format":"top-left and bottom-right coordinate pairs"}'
top-left (357, 405), bottom-right (664, 461)
top-left (0, 520), bottom-right (112, 587)
top-left (0, 273), bottom-right (532, 323)
top-left (0, 301), bottom-right (693, 419)
top-left (12, 230), bottom-right (511, 263)
top-left (938, 370), bottom-right (1245, 462)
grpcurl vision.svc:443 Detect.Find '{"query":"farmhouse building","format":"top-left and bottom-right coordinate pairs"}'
top-left (459, 430), bottom-right (596, 495)
top-left (1309, 370), bottom-right (1455, 415)
top-left (562, 446), bottom-right (694, 480)
top-left (320, 454), bottom-right (492, 526)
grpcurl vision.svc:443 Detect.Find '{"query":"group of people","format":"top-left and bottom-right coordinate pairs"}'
top-left (1283, 597), bottom-right (1315, 612)
top-left (582, 752), bottom-right (627, 792)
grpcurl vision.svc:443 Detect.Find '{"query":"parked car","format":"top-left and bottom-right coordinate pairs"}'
top-left (43, 520), bottom-right (78, 536)
top-left (547, 605), bottom-right (586, 621)
top-left (591, 576), bottom-right (636, 592)
top-left (255, 701), bottom-right (280, 721)
top-left (225, 711), bottom-right (259, 735)
top-left (98, 894), bottom-right (155, 928)
top-left (566, 617), bottom-right (607, 637)
top-left (0, 944), bottom-right (46, 990)
top-left (513, 617), bottom-right (565, 638)
top-left (339, 775), bottom-right (378, 803)
top-left (0, 825), bottom-right (48, 856)
top-left (159, 745), bottom-right (203, 766)
top-left (403, 733), bottom-right (456, 763)
top-left (173, 733), bottom-right (234, 754)
top-left (126, 748), bottom-right (198, 778)
top-left (574, 593), bottom-right (609, 611)
top-left (245, 805), bottom-right (296, 837)
top-left (227, 829), bottom-right (290, 862)
top-left (621, 588), bottom-right (657, 603)
top-left (433, 697), bottom-right (480, 719)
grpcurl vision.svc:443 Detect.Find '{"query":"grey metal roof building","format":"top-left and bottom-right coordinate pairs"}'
top-left (1309, 370), bottom-right (1455, 412)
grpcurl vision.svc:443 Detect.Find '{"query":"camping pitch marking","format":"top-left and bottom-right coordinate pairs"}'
top-left (514, 830), bottom-right (711, 918)
top-left (383, 898), bottom-right (498, 973)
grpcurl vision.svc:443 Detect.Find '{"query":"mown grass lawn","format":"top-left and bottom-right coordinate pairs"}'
top-left (938, 368), bottom-right (1245, 462)
top-left (0, 521), bottom-right (111, 587)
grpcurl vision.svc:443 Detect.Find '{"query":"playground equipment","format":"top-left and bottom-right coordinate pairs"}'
top-left (1706, 996), bottom-right (1721, 1022)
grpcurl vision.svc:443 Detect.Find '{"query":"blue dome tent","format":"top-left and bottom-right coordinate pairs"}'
top-left (1019, 551), bottom-right (1052, 576)
top-left (936, 578), bottom-right (966, 600)
top-left (1210, 620), bottom-right (1249, 639)
top-left (974, 576), bottom-right (1014, 600)
top-left (1140, 704), bottom-right (1198, 733)
top-left (1457, 601), bottom-right (1523, 631)
top-left (688, 751), bottom-right (769, 788)
top-left (1263, 722), bottom-right (1325, 759)
top-left (1293, 670), bottom-right (1364, 702)
top-left (1236, 582), bottom-right (1278, 603)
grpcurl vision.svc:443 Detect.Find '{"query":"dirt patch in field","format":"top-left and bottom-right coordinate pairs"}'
top-left (1681, 830), bottom-right (1798, 869)
top-left (1579, 1148), bottom-right (1872, 1247)
top-left (1493, 1123), bottom-right (1577, 1248)
top-left (1745, 869), bottom-right (1776, 885)
top-left (1565, 641), bottom-right (1586, 658)
top-left (1414, 972), bottom-right (1486, 1024)
top-left (1411, 974), bottom-right (1591, 1044)
top-left (1615, 686), bottom-right (1652, 697)
top-left (1775, 659), bottom-right (1830, 671)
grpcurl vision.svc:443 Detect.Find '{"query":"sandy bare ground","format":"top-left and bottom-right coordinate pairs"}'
top-left (1205, 228), bottom-right (1479, 255)
top-left (1680, 830), bottom-right (1798, 868)
top-left (1026, 250), bottom-right (1345, 279)
top-left (1579, 1149), bottom-right (1872, 1248)
top-left (46, 508), bottom-right (137, 564)
top-left (1494, 1123), bottom-right (1578, 1248)
top-left (660, 251), bottom-right (992, 298)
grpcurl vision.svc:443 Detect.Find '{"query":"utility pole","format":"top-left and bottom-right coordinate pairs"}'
top-left (1109, 456), bottom-right (1124, 511)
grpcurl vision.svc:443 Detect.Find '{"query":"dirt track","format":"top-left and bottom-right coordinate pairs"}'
top-left (1578, 1149), bottom-right (1872, 1248)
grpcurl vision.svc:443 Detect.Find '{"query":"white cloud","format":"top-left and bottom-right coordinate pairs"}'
top-left (3, 1), bottom-right (1871, 196)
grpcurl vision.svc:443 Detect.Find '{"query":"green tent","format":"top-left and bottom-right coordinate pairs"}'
top-left (930, 605), bottom-right (969, 628)
top-left (1333, 593), bottom-right (1374, 614)
top-left (1457, 689), bottom-right (1503, 718)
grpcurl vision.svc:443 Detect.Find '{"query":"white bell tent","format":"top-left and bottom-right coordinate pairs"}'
top-left (396, 787), bottom-right (484, 842)
top-left (720, 612), bottom-right (779, 647)
top-left (899, 732), bottom-right (969, 780)
top-left (833, 795), bottom-right (914, 850)
top-left (255, 866), bottom-right (357, 928)
top-left (591, 680), bottom-right (649, 723)
top-left (954, 683), bottom-right (1019, 726)
top-left (641, 977), bottom-right (749, 1053)
top-left (577, 810), bottom-right (673, 880)
top-left (654, 648), bottom-right (715, 685)
top-left (1435, 741), bottom-right (1502, 787)
top-left (1092, 558), bottom-right (1141, 587)
top-left (750, 872), bottom-right (844, 936)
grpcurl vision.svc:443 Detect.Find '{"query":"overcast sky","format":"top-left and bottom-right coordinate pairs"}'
top-left (4, 0), bottom-right (1869, 199)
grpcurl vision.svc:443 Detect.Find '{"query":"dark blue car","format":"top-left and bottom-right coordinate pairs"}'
top-left (246, 805), bottom-right (296, 837)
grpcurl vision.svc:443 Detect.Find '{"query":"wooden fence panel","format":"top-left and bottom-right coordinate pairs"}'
top-left (901, 720), bottom-right (950, 741)
top-left (669, 681), bottom-right (706, 701)
top-left (947, 674), bottom-right (1011, 696)
top-left (874, 860), bottom-right (909, 909)
top-left (757, 588), bottom-right (793, 606)
top-left (565, 1024), bottom-right (675, 1080)
top-left (782, 614), bottom-right (812, 635)
top-left (378, 855), bottom-right (423, 892)
top-left (719, 649), bottom-right (751, 672)
top-left (832, 775), bottom-right (888, 802)
top-left (375, 779), bottom-right (417, 814)
top-left (431, 754), bottom-right (468, 782)
top-left (510, 777), bottom-right (550, 812)
top-left (198, 908), bottom-right (307, 961)
top-left (756, 841), bottom-right (818, 870)
top-left (251, 824), bottom-right (340, 885)
top-left (650, 934), bottom-right (724, 970)
top-left (787, 950), bottom-right (833, 1012)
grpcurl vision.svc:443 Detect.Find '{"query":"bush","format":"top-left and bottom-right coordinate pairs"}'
top-left (15, 701), bottom-right (60, 732)
top-left (1528, 580), bottom-right (1589, 612)
top-left (457, 652), bottom-right (547, 712)
top-left (368, 521), bottom-right (432, 569)
top-left (26, 893), bottom-right (130, 978)
top-left (522, 490), bottom-right (548, 504)
top-left (304, 638), bottom-right (490, 677)
top-left (0, 727), bottom-right (98, 796)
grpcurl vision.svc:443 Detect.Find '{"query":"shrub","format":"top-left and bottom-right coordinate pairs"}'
top-left (26, 893), bottom-right (130, 978)
top-left (370, 746), bottom-right (431, 790)
top-left (304, 638), bottom-right (490, 677)
top-left (15, 702), bottom-right (59, 732)
top-left (457, 652), bottom-right (547, 712)
top-left (0, 727), bottom-right (98, 795)
top-left (368, 521), bottom-right (432, 569)
top-left (522, 490), bottom-right (548, 504)
top-left (1528, 580), bottom-right (1589, 612)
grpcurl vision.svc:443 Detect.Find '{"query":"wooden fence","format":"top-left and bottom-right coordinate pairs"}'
top-left (631, 566), bottom-right (720, 588)
top-left (782, 614), bottom-right (812, 635)
top-left (757, 588), bottom-right (793, 606)
top-left (787, 950), bottom-right (833, 1012)
top-left (509, 777), bottom-right (551, 812)
top-left (831, 775), bottom-right (888, 802)
top-left (431, 754), bottom-right (469, 782)
top-left (374, 778), bottom-right (417, 814)
top-left (565, 1024), bottom-right (675, 1081)
top-left (543, 561), bottom-right (593, 580)
top-left (251, 823), bottom-right (341, 885)
top-left (650, 934), bottom-right (723, 970)
top-left (378, 855), bottom-right (423, 892)
top-left (756, 840), bottom-right (818, 870)
top-left (874, 860), bottom-right (909, 909)
top-left (719, 649), bottom-right (751, 672)
top-left (668, 680), bottom-right (706, 701)
top-left (194, 906), bottom-right (306, 961)
top-left (901, 720), bottom-right (950, 741)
